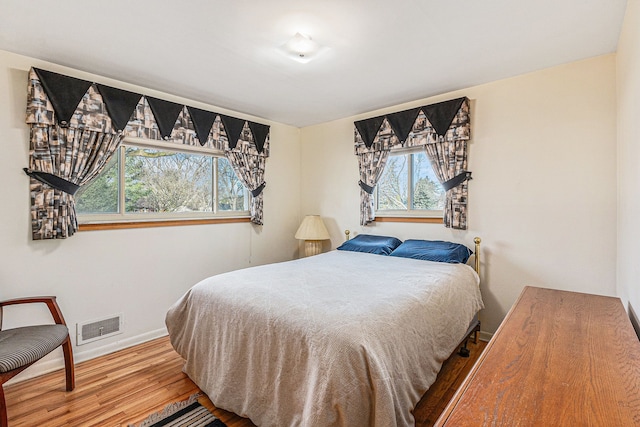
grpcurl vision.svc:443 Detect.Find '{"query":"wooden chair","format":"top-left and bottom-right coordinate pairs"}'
top-left (0, 296), bottom-right (75, 427)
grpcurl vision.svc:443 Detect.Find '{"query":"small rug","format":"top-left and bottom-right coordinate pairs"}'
top-left (130, 394), bottom-right (226, 427)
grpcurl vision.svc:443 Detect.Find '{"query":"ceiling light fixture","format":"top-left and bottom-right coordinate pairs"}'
top-left (280, 32), bottom-right (325, 63)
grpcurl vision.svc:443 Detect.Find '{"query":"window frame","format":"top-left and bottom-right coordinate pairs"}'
top-left (77, 136), bottom-right (250, 226)
top-left (375, 147), bottom-right (444, 220)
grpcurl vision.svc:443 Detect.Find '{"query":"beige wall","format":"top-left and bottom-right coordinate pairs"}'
top-left (0, 34), bottom-right (625, 378)
top-left (300, 55), bottom-right (618, 336)
top-left (0, 49), bottom-right (302, 380)
top-left (617, 0), bottom-right (640, 317)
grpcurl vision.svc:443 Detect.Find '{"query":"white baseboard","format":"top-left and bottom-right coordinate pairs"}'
top-left (74, 327), bottom-right (168, 364)
top-left (6, 327), bottom-right (168, 386)
top-left (479, 330), bottom-right (493, 342)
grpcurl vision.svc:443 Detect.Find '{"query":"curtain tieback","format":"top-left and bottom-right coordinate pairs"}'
top-left (23, 168), bottom-right (80, 196)
top-left (358, 180), bottom-right (375, 194)
top-left (251, 182), bottom-right (266, 197)
top-left (442, 171), bottom-right (472, 191)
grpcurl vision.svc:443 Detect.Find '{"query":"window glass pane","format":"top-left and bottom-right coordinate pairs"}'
top-left (217, 157), bottom-right (247, 211)
top-left (124, 147), bottom-right (213, 213)
top-left (412, 152), bottom-right (445, 210)
top-left (76, 152), bottom-right (119, 214)
top-left (376, 154), bottom-right (408, 210)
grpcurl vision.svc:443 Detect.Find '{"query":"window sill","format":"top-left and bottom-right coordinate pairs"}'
top-left (79, 216), bottom-right (251, 231)
top-left (374, 216), bottom-right (443, 224)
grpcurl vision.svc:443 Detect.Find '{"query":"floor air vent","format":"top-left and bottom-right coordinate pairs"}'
top-left (76, 313), bottom-right (123, 345)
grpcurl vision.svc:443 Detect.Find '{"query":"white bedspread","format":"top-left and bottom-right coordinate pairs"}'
top-left (166, 250), bottom-right (483, 427)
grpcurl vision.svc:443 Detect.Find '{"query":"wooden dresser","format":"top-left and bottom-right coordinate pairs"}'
top-left (435, 286), bottom-right (640, 426)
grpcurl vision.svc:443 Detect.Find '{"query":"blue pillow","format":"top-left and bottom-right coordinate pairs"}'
top-left (336, 234), bottom-right (402, 255)
top-left (389, 239), bottom-right (472, 264)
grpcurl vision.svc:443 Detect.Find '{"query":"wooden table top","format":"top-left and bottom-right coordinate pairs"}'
top-left (435, 286), bottom-right (640, 426)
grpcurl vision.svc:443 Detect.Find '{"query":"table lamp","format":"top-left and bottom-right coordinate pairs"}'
top-left (295, 215), bottom-right (330, 257)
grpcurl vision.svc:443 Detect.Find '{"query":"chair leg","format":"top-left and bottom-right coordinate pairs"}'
top-left (0, 385), bottom-right (8, 427)
top-left (61, 336), bottom-right (75, 391)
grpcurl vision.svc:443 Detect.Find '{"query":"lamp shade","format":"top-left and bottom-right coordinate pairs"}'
top-left (295, 215), bottom-right (330, 240)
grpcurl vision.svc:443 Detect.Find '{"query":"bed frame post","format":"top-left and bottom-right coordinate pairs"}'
top-left (345, 230), bottom-right (350, 241)
top-left (474, 237), bottom-right (481, 342)
top-left (474, 237), bottom-right (481, 276)
top-left (459, 237), bottom-right (482, 358)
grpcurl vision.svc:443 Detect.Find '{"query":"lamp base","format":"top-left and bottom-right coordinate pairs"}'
top-left (303, 240), bottom-right (323, 257)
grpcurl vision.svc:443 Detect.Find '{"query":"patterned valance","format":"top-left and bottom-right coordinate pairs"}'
top-left (26, 68), bottom-right (270, 156)
top-left (354, 97), bottom-right (469, 154)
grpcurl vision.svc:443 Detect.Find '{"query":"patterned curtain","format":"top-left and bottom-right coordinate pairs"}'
top-left (353, 98), bottom-right (471, 229)
top-left (225, 150), bottom-right (266, 225)
top-left (26, 127), bottom-right (122, 239)
top-left (25, 68), bottom-right (270, 239)
top-left (357, 149), bottom-right (391, 226)
top-left (26, 70), bottom-right (124, 239)
top-left (210, 120), bottom-right (268, 226)
top-left (424, 140), bottom-right (470, 229)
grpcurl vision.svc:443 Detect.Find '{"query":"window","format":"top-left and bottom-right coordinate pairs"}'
top-left (376, 149), bottom-right (445, 216)
top-left (76, 139), bottom-right (248, 222)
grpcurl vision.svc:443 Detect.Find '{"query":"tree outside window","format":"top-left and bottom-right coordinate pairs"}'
top-left (76, 144), bottom-right (248, 219)
top-left (376, 151), bottom-right (444, 214)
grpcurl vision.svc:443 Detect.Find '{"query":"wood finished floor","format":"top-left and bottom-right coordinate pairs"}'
top-left (4, 336), bottom-right (486, 427)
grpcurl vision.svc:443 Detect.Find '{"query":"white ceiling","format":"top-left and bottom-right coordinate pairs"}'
top-left (0, 0), bottom-right (628, 127)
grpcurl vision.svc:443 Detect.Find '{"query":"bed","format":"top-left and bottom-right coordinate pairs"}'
top-left (166, 235), bottom-right (484, 427)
